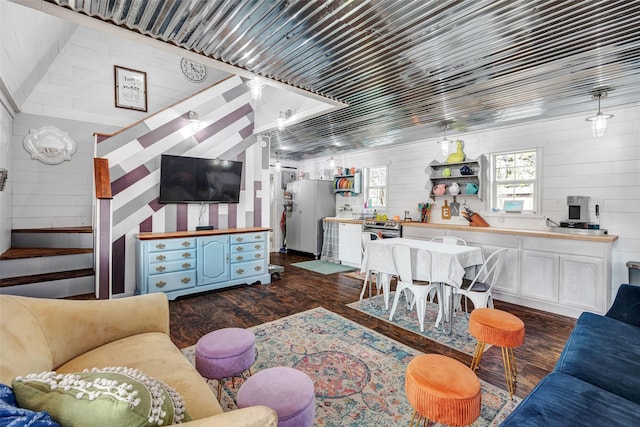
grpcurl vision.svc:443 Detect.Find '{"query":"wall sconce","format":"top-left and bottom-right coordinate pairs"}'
top-left (0, 168), bottom-right (7, 191)
top-left (277, 109), bottom-right (292, 132)
top-left (188, 111), bottom-right (200, 132)
top-left (436, 119), bottom-right (454, 156)
top-left (585, 88), bottom-right (614, 138)
top-left (246, 78), bottom-right (265, 101)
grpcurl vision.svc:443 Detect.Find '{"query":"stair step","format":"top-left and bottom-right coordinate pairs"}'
top-left (0, 249), bottom-right (93, 279)
top-left (0, 272), bottom-right (95, 299)
top-left (0, 247), bottom-right (93, 260)
top-left (11, 227), bottom-right (93, 249)
top-left (0, 268), bottom-right (95, 287)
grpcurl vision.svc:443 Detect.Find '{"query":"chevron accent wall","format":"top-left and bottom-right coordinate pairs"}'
top-left (96, 76), bottom-right (267, 295)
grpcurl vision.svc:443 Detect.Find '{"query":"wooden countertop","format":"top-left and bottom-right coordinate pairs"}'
top-left (323, 217), bottom-right (364, 224)
top-left (136, 227), bottom-right (270, 240)
top-left (402, 222), bottom-right (618, 243)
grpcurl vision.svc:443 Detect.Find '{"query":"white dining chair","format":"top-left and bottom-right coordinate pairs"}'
top-left (388, 244), bottom-right (440, 332)
top-left (455, 248), bottom-right (508, 312)
top-left (359, 232), bottom-right (392, 309)
top-left (431, 236), bottom-right (467, 246)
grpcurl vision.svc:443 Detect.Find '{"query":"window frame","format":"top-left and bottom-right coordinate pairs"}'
top-left (490, 148), bottom-right (542, 215)
top-left (364, 164), bottom-right (388, 209)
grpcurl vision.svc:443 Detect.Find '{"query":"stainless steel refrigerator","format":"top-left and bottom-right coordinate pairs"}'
top-left (286, 179), bottom-right (336, 258)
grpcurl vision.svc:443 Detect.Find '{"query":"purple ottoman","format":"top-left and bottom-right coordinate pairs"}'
top-left (195, 327), bottom-right (256, 400)
top-left (237, 367), bottom-right (315, 427)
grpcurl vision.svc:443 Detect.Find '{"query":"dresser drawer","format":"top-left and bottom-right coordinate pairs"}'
top-left (230, 232), bottom-right (266, 245)
top-left (148, 249), bottom-right (195, 264)
top-left (148, 238), bottom-right (196, 252)
top-left (230, 250), bottom-right (265, 264)
top-left (148, 259), bottom-right (196, 275)
top-left (147, 270), bottom-right (196, 293)
top-left (230, 241), bottom-right (266, 254)
top-left (231, 260), bottom-right (267, 279)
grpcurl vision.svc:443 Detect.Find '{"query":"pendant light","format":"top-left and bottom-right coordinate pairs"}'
top-left (277, 109), bottom-right (292, 132)
top-left (585, 88), bottom-right (613, 138)
top-left (436, 120), bottom-right (454, 156)
top-left (246, 78), bottom-right (265, 101)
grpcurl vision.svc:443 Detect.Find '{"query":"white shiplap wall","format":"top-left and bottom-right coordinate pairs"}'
top-left (0, 103), bottom-right (12, 251)
top-left (299, 103), bottom-right (640, 295)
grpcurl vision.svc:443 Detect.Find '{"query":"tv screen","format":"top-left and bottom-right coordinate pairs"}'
top-left (159, 154), bottom-right (243, 203)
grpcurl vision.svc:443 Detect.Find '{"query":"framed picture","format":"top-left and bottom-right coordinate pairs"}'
top-left (114, 65), bottom-right (147, 112)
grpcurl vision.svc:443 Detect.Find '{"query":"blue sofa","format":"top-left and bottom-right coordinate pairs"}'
top-left (501, 283), bottom-right (640, 426)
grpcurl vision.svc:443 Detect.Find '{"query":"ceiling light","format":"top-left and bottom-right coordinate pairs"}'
top-left (277, 109), bottom-right (292, 132)
top-left (436, 119), bottom-right (454, 156)
top-left (585, 88), bottom-right (614, 138)
top-left (246, 78), bottom-right (265, 101)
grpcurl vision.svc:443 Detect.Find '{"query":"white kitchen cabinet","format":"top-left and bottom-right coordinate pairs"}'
top-left (521, 250), bottom-right (559, 302)
top-left (338, 222), bottom-right (363, 267)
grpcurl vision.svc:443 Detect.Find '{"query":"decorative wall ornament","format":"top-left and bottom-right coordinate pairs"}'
top-left (23, 126), bottom-right (77, 164)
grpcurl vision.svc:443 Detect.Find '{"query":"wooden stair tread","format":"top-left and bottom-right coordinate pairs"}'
top-left (0, 268), bottom-right (95, 288)
top-left (0, 247), bottom-right (93, 260)
top-left (12, 226), bottom-right (93, 234)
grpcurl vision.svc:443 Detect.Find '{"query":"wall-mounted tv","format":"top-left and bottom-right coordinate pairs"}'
top-left (159, 154), bottom-right (243, 203)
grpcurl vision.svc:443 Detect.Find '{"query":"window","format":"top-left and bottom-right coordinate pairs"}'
top-left (365, 165), bottom-right (388, 208)
top-left (491, 149), bottom-right (540, 213)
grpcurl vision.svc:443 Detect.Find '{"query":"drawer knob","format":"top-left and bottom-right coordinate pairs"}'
top-left (182, 241), bottom-right (191, 247)
top-left (255, 235), bottom-right (262, 239)
top-left (236, 247), bottom-right (244, 252)
top-left (181, 277), bottom-right (191, 283)
top-left (254, 266), bottom-right (262, 271)
top-left (155, 266), bottom-right (166, 272)
top-left (183, 252), bottom-right (191, 258)
top-left (156, 255), bottom-right (166, 261)
top-left (236, 256), bottom-right (244, 261)
top-left (155, 281), bottom-right (166, 288)
top-left (236, 268), bottom-right (244, 274)
top-left (254, 244), bottom-right (262, 249)
top-left (156, 243), bottom-right (166, 249)
top-left (254, 253), bottom-right (262, 258)
top-left (235, 237), bottom-right (244, 242)
top-left (182, 263), bottom-right (191, 268)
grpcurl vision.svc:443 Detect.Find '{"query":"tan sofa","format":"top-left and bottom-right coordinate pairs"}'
top-left (0, 293), bottom-right (277, 426)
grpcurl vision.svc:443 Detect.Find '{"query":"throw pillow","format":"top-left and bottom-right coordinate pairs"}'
top-left (12, 367), bottom-right (190, 427)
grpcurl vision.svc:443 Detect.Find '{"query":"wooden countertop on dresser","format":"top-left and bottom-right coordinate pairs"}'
top-left (135, 227), bottom-right (270, 240)
top-left (402, 222), bottom-right (618, 243)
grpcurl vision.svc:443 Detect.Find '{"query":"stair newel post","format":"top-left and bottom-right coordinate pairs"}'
top-left (94, 157), bottom-right (113, 299)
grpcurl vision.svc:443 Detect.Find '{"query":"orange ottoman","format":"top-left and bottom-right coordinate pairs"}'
top-left (405, 354), bottom-right (481, 427)
top-left (468, 308), bottom-right (525, 399)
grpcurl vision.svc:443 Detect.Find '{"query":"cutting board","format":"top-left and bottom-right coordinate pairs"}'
top-left (450, 196), bottom-right (460, 216)
top-left (442, 200), bottom-right (451, 220)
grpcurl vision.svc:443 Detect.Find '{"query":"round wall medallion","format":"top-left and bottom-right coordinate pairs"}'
top-left (23, 126), bottom-right (77, 165)
top-left (180, 58), bottom-right (207, 83)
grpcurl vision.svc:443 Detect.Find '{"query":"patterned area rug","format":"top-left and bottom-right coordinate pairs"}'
top-left (182, 307), bottom-right (519, 426)
top-left (291, 260), bottom-right (358, 275)
top-left (347, 292), bottom-right (483, 356)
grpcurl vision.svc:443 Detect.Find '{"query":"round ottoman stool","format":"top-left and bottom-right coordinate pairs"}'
top-left (195, 327), bottom-right (256, 400)
top-left (405, 354), bottom-right (481, 427)
top-left (237, 367), bottom-right (315, 427)
top-left (468, 308), bottom-right (525, 399)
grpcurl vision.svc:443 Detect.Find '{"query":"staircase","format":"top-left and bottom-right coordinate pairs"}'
top-left (0, 227), bottom-right (95, 298)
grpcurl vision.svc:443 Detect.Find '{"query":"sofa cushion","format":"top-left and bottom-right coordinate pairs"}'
top-left (54, 332), bottom-right (223, 420)
top-left (554, 312), bottom-right (640, 405)
top-left (501, 372), bottom-right (640, 426)
top-left (12, 367), bottom-right (189, 427)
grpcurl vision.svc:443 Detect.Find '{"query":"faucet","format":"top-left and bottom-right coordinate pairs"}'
top-left (338, 204), bottom-right (353, 212)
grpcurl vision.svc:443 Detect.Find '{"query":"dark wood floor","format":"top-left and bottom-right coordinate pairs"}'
top-left (168, 251), bottom-right (577, 399)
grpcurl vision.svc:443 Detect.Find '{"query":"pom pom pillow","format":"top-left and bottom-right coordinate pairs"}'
top-left (12, 367), bottom-right (190, 426)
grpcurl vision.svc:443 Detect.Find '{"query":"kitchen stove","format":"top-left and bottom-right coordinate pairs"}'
top-left (362, 219), bottom-right (402, 238)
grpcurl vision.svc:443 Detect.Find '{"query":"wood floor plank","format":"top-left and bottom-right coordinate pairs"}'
top-left (168, 251), bottom-right (577, 399)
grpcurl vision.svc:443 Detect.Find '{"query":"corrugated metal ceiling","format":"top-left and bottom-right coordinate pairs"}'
top-left (45, 0), bottom-right (640, 160)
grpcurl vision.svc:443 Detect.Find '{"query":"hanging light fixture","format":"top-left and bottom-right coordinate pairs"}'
top-left (277, 109), bottom-right (292, 132)
top-left (274, 160), bottom-right (282, 172)
top-left (585, 88), bottom-right (614, 138)
top-left (246, 78), bottom-right (265, 101)
top-left (436, 120), bottom-right (454, 156)
top-left (328, 157), bottom-right (336, 169)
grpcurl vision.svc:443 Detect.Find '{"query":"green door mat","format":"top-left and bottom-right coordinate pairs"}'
top-left (291, 260), bottom-right (357, 275)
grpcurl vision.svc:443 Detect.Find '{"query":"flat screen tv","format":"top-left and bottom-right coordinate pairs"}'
top-left (159, 154), bottom-right (243, 203)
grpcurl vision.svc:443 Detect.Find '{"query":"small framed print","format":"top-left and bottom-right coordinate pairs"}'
top-left (114, 65), bottom-right (147, 112)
